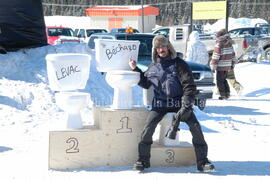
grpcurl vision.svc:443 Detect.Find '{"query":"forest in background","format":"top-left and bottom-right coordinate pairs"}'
top-left (42, 0), bottom-right (270, 26)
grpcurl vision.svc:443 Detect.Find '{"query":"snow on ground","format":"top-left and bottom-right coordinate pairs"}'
top-left (0, 42), bottom-right (270, 180)
top-left (45, 16), bottom-right (92, 29)
top-left (0, 17), bottom-right (270, 180)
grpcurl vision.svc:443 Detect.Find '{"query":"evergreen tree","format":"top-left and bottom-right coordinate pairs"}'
top-left (42, 0), bottom-right (270, 24)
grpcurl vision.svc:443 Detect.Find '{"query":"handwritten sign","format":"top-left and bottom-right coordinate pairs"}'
top-left (106, 44), bottom-right (138, 60)
top-left (94, 39), bottom-right (140, 72)
top-left (56, 65), bottom-right (81, 80)
top-left (46, 53), bottom-right (90, 91)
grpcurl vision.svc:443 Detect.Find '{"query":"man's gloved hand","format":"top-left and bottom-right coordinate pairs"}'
top-left (165, 96), bottom-right (194, 140)
top-left (175, 96), bottom-right (193, 122)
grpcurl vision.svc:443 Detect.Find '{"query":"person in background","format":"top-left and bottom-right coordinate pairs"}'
top-left (186, 31), bottom-right (209, 66)
top-left (210, 29), bottom-right (237, 100)
top-left (129, 35), bottom-right (215, 172)
top-left (226, 58), bottom-right (244, 95)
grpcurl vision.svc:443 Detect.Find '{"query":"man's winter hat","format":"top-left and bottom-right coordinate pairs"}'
top-left (152, 35), bottom-right (176, 62)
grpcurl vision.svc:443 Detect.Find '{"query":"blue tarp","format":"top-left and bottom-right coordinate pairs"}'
top-left (0, 0), bottom-right (47, 52)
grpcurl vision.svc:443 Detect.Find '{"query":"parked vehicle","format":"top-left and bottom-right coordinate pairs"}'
top-left (257, 37), bottom-right (270, 62)
top-left (110, 28), bottom-right (140, 33)
top-left (228, 27), bottom-right (270, 62)
top-left (46, 26), bottom-right (81, 45)
top-left (228, 27), bottom-right (262, 61)
top-left (152, 24), bottom-right (216, 57)
top-left (74, 28), bottom-right (108, 38)
top-left (88, 33), bottom-right (215, 110)
top-left (228, 27), bottom-right (267, 37)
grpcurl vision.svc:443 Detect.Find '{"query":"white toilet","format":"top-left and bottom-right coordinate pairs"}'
top-left (46, 53), bottom-right (91, 129)
top-left (95, 39), bottom-right (140, 109)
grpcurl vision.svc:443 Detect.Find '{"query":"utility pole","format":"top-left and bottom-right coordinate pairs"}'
top-left (225, 0), bottom-right (229, 31)
top-left (141, 0), bottom-right (144, 33)
top-left (190, 1), bottom-right (193, 34)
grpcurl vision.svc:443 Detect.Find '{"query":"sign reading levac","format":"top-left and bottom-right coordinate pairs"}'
top-left (94, 39), bottom-right (140, 72)
top-left (193, 1), bottom-right (227, 20)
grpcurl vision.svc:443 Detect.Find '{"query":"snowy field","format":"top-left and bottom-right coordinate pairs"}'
top-left (0, 17), bottom-right (270, 180)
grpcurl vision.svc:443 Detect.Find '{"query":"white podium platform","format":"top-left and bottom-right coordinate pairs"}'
top-left (48, 107), bottom-right (196, 170)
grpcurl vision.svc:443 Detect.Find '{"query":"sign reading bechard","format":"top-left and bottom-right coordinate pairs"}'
top-left (95, 39), bottom-right (140, 72)
top-left (105, 43), bottom-right (138, 60)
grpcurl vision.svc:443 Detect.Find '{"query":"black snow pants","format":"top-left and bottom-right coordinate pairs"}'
top-left (137, 109), bottom-right (209, 166)
top-left (216, 71), bottom-right (230, 97)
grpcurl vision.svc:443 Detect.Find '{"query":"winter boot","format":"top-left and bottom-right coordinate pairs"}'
top-left (133, 160), bottom-right (150, 171)
top-left (218, 96), bottom-right (227, 100)
top-left (197, 160), bottom-right (215, 172)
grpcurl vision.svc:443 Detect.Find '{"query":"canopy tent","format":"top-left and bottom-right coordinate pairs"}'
top-left (0, 0), bottom-right (47, 53)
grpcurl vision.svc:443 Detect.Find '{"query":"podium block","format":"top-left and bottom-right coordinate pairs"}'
top-left (49, 107), bottom-right (196, 170)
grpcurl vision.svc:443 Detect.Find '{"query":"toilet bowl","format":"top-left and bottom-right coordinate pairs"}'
top-left (55, 92), bottom-right (90, 129)
top-left (46, 53), bottom-right (91, 129)
top-left (94, 39), bottom-right (140, 109)
top-left (106, 70), bottom-right (140, 109)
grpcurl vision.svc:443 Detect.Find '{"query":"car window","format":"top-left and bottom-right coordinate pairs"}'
top-left (254, 29), bottom-right (260, 35)
top-left (229, 30), bottom-right (237, 35)
top-left (48, 29), bottom-right (56, 36)
top-left (86, 29), bottom-right (108, 37)
top-left (110, 28), bottom-right (118, 33)
top-left (118, 29), bottom-right (126, 33)
top-left (240, 29), bottom-right (251, 36)
top-left (260, 25), bottom-right (270, 34)
top-left (102, 36), bottom-right (113, 40)
top-left (153, 29), bottom-right (170, 38)
top-left (229, 29), bottom-right (242, 37)
top-left (78, 29), bottom-right (86, 37)
top-left (74, 29), bottom-right (79, 36)
top-left (47, 28), bottom-right (74, 37)
top-left (132, 29), bottom-right (140, 33)
top-left (61, 28), bottom-right (74, 36)
top-left (258, 28), bottom-right (268, 35)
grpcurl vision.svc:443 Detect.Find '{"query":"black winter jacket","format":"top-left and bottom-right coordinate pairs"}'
top-left (134, 57), bottom-right (197, 110)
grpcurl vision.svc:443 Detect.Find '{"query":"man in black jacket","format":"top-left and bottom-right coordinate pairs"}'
top-left (129, 35), bottom-right (214, 172)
